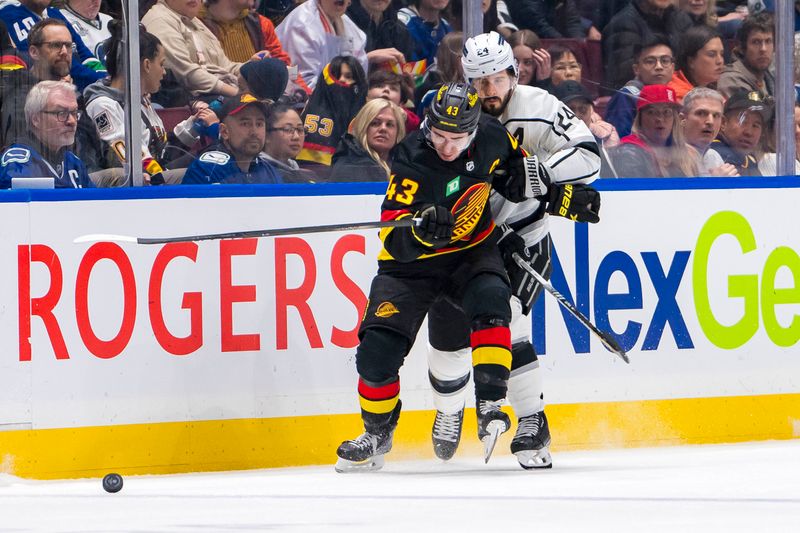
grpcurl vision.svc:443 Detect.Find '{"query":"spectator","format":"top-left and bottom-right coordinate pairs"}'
top-left (263, 102), bottom-right (318, 182)
top-left (602, 0), bottom-right (692, 90)
top-left (346, 0), bottom-right (414, 61)
top-left (142, 0), bottom-right (247, 102)
top-left (0, 0), bottom-right (105, 90)
top-left (57, 0), bottom-right (113, 60)
top-left (329, 98), bottom-right (405, 181)
top-left (0, 18), bottom-right (11, 51)
top-left (81, 23), bottom-right (214, 185)
top-left (506, 0), bottom-right (583, 38)
top-left (680, 86), bottom-right (739, 175)
top-left (707, 89), bottom-right (769, 176)
top-left (554, 80), bottom-right (619, 176)
top-left (717, 13), bottom-right (774, 100)
top-left (182, 93), bottom-right (282, 184)
top-left (681, 0), bottom-right (749, 38)
top-left (449, 0), bottom-right (518, 38)
top-left (611, 84), bottom-right (699, 177)
top-left (507, 29), bottom-right (551, 89)
top-left (367, 68), bottom-right (420, 132)
top-left (297, 56), bottom-right (367, 177)
top-left (605, 36), bottom-right (674, 138)
top-left (544, 44), bottom-right (582, 93)
top-left (201, 0), bottom-right (310, 93)
top-left (0, 80), bottom-right (93, 188)
top-left (594, 0), bottom-right (632, 34)
top-left (397, 0), bottom-right (452, 65)
top-left (576, 0), bottom-right (602, 39)
top-left (276, 0), bottom-right (401, 91)
top-left (414, 31), bottom-right (463, 114)
top-left (1, 19), bottom-right (76, 149)
top-left (668, 24), bottom-right (724, 102)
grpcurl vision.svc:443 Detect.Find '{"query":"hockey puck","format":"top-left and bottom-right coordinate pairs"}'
top-left (102, 473), bottom-right (123, 493)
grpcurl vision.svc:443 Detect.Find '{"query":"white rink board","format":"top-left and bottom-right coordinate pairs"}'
top-left (1, 183), bottom-right (799, 430)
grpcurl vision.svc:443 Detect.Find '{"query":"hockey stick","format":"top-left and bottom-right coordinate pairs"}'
top-left (512, 253), bottom-right (629, 364)
top-left (74, 218), bottom-right (419, 245)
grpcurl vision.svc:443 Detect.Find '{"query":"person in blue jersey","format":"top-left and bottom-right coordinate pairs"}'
top-left (182, 93), bottom-right (282, 185)
top-left (0, 0), bottom-right (105, 90)
top-left (0, 80), bottom-right (93, 188)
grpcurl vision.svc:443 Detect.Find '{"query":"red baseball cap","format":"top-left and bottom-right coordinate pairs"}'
top-left (636, 84), bottom-right (680, 111)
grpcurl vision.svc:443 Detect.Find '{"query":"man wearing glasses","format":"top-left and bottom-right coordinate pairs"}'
top-left (605, 36), bottom-right (676, 138)
top-left (0, 0), bottom-right (104, 91)
top-left (0, 80), bottom-right (93, 188)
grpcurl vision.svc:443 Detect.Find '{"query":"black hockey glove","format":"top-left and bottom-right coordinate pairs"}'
top-left (412, 204), bottom-right (455, 249)
top-left (545, 183), bottom-right (601, 223)
top-left (497, 225), bottom-right (537, 314)
top-left (506, 155), bottom-right (551, 202)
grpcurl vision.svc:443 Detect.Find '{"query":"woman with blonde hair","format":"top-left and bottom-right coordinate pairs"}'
top-left (611, 84), bottom-right (699, 177)
top-left (329, 98), bottom-right (406, 181)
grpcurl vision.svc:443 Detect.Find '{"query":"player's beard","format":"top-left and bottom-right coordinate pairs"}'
top-left (481, 89), bottom-right (513, 117)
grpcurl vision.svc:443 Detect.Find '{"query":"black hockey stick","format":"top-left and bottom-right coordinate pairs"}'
top-left (74, 218), bottom-right (419, 245)
top-left (512, 253), bottom-right (629, 364)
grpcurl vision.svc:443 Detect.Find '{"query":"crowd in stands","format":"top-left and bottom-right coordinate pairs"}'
top-left (0, 0), bottom-right (799, 189)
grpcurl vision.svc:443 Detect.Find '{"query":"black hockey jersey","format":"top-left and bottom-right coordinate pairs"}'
top-left (378, 115), bottom-right (527, 264)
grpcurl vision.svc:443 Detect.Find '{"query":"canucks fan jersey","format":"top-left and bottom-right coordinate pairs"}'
top-left (378, 115), bottom-right (526, 264)
top-left (493, 84), bottom-right (600, 245)
top-left (182, 144), bottom-right (282, 185)
top-left (0, 143), bottom-right (94, 188)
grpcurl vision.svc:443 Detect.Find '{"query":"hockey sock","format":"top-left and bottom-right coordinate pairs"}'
top-left (428, 344), bottom-right (471, 413)
top-left (358, 377), bottom-right (401, 433)
top-left (471, 325), bottom-right (511, 401)
top-left (508, 342), bottom-right (545, 417)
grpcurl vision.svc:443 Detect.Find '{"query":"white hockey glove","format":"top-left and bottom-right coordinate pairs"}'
top-left (507, 155), bottom-right (551, 202)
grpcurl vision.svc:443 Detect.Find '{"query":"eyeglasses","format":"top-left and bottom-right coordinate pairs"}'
top-left (268, 126), bottom-right (305, 135)
top-left (35, 41), bottom-right (77, 52)
top-left (42, 109), bottom-right (81, 122)
top-left (640, 55), bottom-right (674, 67)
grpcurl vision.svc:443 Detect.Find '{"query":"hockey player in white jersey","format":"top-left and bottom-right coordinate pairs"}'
top-left (426, 31), bottom-right (602, 469)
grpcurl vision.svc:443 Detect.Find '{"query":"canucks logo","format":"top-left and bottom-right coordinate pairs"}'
top-left (446, 176), bottom-right (460, 196)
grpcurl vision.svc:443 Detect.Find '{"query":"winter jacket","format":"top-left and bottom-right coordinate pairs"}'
top-left (601, 0), bottom-right (692, 90)
top-left (717, 54), bottom-right (775, 100)
top-left (142, 0), bottom-right (241, 96)
top-left (328, 133), bottom-right (389, 182)
top-left (506, 0), bottom-right (584, 38)
top-left (611, 133), bottom-right (663, 177)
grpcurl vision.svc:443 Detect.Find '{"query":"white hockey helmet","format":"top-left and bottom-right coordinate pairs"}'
top-left (461, 31), bottom-right (518, 81)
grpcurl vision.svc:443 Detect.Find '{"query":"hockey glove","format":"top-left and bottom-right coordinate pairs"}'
top-left (497, 225), bottom-right (537, 314)
top-left (506, 155), bottom-right (550, 202)
top-left (546, 183), bottom-right (601, 223)
top-left (412, 204), bottom-right (455, 249)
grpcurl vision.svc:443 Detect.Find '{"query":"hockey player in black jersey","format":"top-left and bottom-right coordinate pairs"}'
top-left (335, 83), bottom-right (600, 472)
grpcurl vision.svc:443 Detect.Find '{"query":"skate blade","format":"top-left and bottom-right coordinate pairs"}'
top-left (482, 420), bottom-right (508, 464)
top-left (515, 447), bottom-right (553, 470)
top-left (334, 454), bottom-right (385, 473)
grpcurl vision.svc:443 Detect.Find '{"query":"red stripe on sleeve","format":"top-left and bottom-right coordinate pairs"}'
top-left (381, 209), bottom-right (411, 222)
top-left (471, 326), bottom-right (511, 348)
top-left (358, 378), bottom-right (400, 400)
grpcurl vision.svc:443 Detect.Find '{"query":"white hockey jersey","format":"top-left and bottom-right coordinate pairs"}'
top-left (491, 84), bottom-right (601, 245)
top-left (58, 7), bottom-right (112, 60)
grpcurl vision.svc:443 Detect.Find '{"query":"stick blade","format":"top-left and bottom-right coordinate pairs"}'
top-left (73, 234), bottom-right (138, 244)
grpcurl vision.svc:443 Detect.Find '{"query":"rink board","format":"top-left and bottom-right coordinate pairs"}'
top-left (0, 178), bottom-right (799, 479)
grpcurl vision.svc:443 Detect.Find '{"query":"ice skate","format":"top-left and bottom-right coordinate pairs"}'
top-left (511, 411), bottom-right (552, 469)
top-left (335, 428), bottom-right (395, 473)
top-left (476, 399), bottom-right (510, 463)
top-left (432, 408), bottom-right (464, 460)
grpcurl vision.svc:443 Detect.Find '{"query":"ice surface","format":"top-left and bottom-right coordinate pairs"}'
top-left (1, 440), bottom-right (798, 532)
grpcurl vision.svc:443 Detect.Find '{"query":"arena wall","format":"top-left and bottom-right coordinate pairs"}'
top-left (1, 178), bottom-right (799, 479)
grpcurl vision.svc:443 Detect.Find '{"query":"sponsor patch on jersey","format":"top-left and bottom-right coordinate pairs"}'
top-left (1, 147), bottom-right (31, 166)
top-left (450, 182), bottom-right (490, 242)
top-left (199, 151), bottom-right (231, 165)
top-left (375, 302), bottom-right (399, 318)
top-left (446, 176), bottom-right (460, 196)
top-left (94, 111), bottom-right (112, 135)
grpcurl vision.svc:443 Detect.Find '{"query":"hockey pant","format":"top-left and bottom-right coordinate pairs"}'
top-left (356, 270), bottom-right (512, 433)
top-left (427, 237), bottom-right (552, 418)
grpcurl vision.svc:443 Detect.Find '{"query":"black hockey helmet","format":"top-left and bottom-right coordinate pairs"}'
top-left (426, 82), bottom-right (481, 134)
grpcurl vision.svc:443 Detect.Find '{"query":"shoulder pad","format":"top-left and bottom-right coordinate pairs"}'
top-left (199, 151), bottom-right (231, 165)
top-left (2, 147), bottom-right (30, 166)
